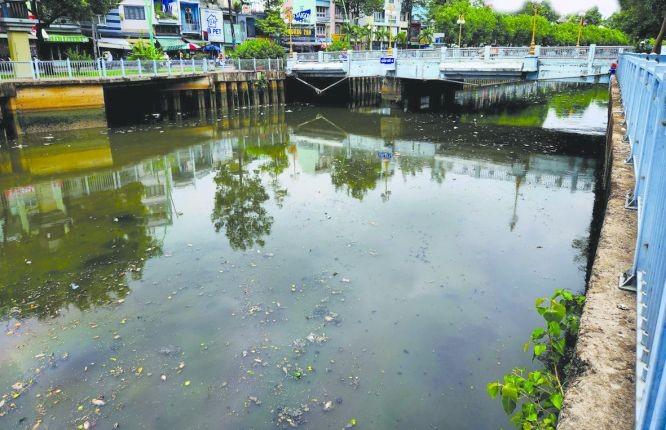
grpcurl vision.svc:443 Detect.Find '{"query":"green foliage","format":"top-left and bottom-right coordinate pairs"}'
top-left (257, 3), bottom-right (288, 38)
top-left (336, 0), bottom-right (383, 17)
top-left (326, 40), bottom-right (351, 52)
top-left (517, 0), bottom-right (559, 22)
top-left (128, 40), bottom-right (165, 60)
top-left (29, 0), bottom-right (120, 25)
top-left (230, 39), bottom-right (285, 59)
top-left (211, 155), bottom-right (273, 251)
top-left (583, 7), bottom-right (603, 26)
top-left (65, 48), bottom-right (92, 61)
top-left (428, 0), bottom-right (631, 46)
top-left (396, 32), bottom-right (408, 47)
top-left (487, 289), bottom-right (585, 429)
top-left (606, 0), bottom-right (665, 41)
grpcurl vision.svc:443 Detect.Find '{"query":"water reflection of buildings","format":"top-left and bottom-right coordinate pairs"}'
top-left (0, 139), bottom-right (235, 247)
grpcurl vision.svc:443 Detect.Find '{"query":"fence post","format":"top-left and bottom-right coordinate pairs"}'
top-left (180, 58), bottom-right (184, 74)
top-left (534, 45), bottom-right (541, 57)
top-left (33, 59), bottom-right (40, 80)
top-left (484, 45), bottom-right (491, 61)
top-left (137, 59), bottom-right (142, 76)
top-left (191, 58), bottom-right (195, 73)
top-left (167, 60), bottom-right (172, 76)
top-left (203, 59), bottom-right (208, 72)
top-left (66, 58), bottom-right (73, 79)
top-left (152, 60), bottom-right (157, 76)
top-left (120, 58), bottom-right (125, 77)
top-left (318, 51), bottom-right (324, 62)
top-left (587, 44), bottom-right (597, 75)
top-left (101, 59), bottom-right (107, 78)
top-left (441, 46), bottom-right (447, 61)
top-left (268, 58), bottom-right (272, 71)
top-left (238, 58), bottom-right (241, 70)
top-left (97, 58), bottom-right (102, 77)
top-left (253, 58), bottom-right (257, 71)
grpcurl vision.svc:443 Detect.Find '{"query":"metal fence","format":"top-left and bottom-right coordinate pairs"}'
top-left (617, 52), bottom-right (666, 430)
top-left (292, 45), bottom-right (633, 64)
top-left (0, 58), bottom-right (284, 81)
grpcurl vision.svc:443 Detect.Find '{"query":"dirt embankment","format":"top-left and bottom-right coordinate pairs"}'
top-left (557, 77), bottom-right (637, 430)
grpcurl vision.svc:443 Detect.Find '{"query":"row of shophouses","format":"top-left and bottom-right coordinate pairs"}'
top-left (0, 0), bottom-right (412, 60)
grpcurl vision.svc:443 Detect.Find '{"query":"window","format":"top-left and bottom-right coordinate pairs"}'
top-left (316, 6), bottom-right (328, 18)
top-left (373, 11), bottom-right (385, 22)
top-left (124, 6), bottom-right (145, 21)
top-left (335, 6), bottom-right (344, 19)
top-left (316, 24), bottom-right (326, 37)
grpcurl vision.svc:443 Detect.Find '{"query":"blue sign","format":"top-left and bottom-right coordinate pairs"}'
top-left (378, 150), bottom-right (393, 160)
top-left (380, 57), bottom-right (395, 65)
top-left (294, 9), bottom-right (311, 23)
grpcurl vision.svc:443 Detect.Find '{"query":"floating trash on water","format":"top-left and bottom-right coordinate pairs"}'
top-left (71, 283), bottom-right (80, 290)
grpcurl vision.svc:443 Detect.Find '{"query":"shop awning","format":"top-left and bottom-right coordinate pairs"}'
top-left (183, 38), bottom-right (208, 46)
top-left (97, 38), bottom-right (132, 50)
top-left (46, 33), bottom-right (89, 43)
top-left (156, 37), bottom-right (184, 51)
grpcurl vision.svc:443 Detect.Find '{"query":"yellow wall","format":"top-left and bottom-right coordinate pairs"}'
top-left (13, 85), bottom-right (105, 112)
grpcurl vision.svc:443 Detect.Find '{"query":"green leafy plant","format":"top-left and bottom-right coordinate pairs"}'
top-left (65, 48), bottom-right (92, 61)
top-left (487, 289), bottom-right (585, 430)
top-left (128, 40), bottom-right (165, 60)
top-left (326, 40), bottom-right (351, 52)
top-left (230, 39), bottom-right (285, 59)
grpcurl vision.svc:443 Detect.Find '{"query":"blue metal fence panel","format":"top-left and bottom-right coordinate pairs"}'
top-left (617, 53), bottom-right (666, 430)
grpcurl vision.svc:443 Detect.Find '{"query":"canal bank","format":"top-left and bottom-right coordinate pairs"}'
top-left (558, 77), bottom-right (636, 429)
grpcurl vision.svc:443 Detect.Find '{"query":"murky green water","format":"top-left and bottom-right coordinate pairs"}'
top-left (0, 83), bottom-right (607, 429)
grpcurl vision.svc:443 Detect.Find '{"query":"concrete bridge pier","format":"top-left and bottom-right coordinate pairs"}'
top-left (229, 82), bottom-right (239, 111)
top-left (217, 82), bottom-right (228, 114)
top-left (277, 80), bottom-right (285, 105)
top-left (251, 82), bottom-right (260, 107)
top-left (270, 80), bottom-right (279, 106)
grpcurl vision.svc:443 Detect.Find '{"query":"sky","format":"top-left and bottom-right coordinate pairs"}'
top-left (487, 0), bottom-right (620, 18)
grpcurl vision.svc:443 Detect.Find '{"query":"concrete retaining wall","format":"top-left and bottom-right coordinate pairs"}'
top-left (557, 77), bottom-right (636, 429)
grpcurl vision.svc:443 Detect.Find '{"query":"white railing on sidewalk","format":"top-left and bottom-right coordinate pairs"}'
top-left (0, 58), bottom-right (284, 81)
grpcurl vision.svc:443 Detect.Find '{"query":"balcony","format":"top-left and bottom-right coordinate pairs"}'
top-left (0, 1), bottom-right (28, 19)
top-left (181, 22), bottom-right (200, 34)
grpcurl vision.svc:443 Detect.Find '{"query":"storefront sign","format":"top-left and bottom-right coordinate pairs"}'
top-left (202, 9), bottom-right (224, 42)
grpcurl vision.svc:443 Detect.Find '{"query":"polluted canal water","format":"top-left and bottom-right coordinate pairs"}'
top-left (0, 82), bottom-right (607, 429)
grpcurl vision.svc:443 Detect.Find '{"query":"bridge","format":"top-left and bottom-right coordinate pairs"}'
top-left (287, 45), bottom-right (632, 88)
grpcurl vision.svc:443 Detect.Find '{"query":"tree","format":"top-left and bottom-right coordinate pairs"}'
top-left (211, 153), bottom-right (273, 251)
top-left (335, 0), bottom-right (383, 21)
top-left (654, 16), bottom-right (666, 54)
top-left (583, 6), bottom-right (602, 26)
top-left (330, 151), bottom-right (381, 200)
top-left (230, 39), bottom-right (286, 59)
top-left (28, 0), bottom-right (120, 59)
top-left (608, 0), bottom-right (666, 43)
top-left (257, 5), bottom-right (288, 40)
top-left (518, 0), bottom-right (559, 22)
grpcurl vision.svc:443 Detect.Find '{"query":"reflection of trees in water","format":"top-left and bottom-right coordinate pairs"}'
top-left (211, 151), bottom-right (274, 251)
top-left (0, 182), bottom-right (160, 320)
top-left (330, 151), bottom-right (382, 201)
top-left (397, 155), bottom-right (431, 179)
top-left (549, 86), bottom-right (608, 119)
top-left (246, 143), bottom-right (290, 208)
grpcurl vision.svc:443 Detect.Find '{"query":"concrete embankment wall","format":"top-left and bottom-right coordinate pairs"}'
top-left (0, 71), bottom-right (285, 136)
top-left (557, 77), bottom-right (636, 429)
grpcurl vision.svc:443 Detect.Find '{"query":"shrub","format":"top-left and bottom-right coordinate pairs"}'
top-left (66, 48), bottom-right (93, 61)
top-left (230, 39), bottom-right (286, 59)
top-left (128, 40), bottom-right (165, 60)
top-left (326, 40), bottom-right (351, 52)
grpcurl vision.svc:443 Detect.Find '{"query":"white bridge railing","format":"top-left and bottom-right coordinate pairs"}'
top-left (292, 45), bottom-right (633, 64)
top-left (0, 58), bottom-right (284, 81)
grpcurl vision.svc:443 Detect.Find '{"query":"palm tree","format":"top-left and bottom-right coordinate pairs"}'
top-left (359, 25), bottom-right (372, 50)
top-left (396, 31), bottom-right (408, 49)
top-left (419, 27), bottom-right (434, 46)
top-left (374, 28), bottom-right (389, 50)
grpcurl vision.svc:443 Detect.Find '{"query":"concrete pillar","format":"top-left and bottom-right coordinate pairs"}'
top-left (241, 81), bottom-right (251, 108)
top-left (218, 82), bottom-right (228, 114)
top-left (229, 82), bottom-right (239, 110)
top-left (270, 80), bottom-right (278, 106)
top-left (160, 93), bottom-right (169, 114)
top-left (277, 80), bottom-right (285, 105)
top-left (7, 31), bottom-right (32, 78)
top-left (252, 82), bottom-right (260, 107)
top-left (197, 90), bottom-right (206, 117)
top-left (172, 92), bottom-right (182, 120)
